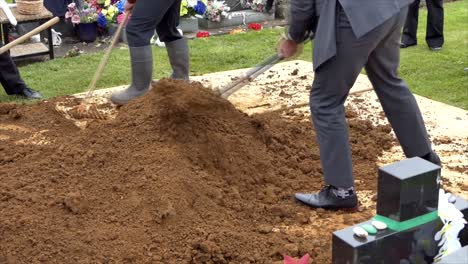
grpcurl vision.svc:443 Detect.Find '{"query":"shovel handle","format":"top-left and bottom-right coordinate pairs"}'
top-left (85, 13), bottom-right (130, 99)
top-left (219, 54), bottom-right (284, 98)
top-left (0, 16), bottom-right (60, 55)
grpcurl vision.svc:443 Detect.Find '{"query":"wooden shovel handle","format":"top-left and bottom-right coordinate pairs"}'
top-left (85, 13), bottom-right (130, 99)
top-left (0, 17), bottom-right (60, 55)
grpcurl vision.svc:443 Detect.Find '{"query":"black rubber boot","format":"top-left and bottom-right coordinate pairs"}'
top-left (165, 38), bottom-right (189, 80)
top-left (111, 46), bottom-right (153, 105)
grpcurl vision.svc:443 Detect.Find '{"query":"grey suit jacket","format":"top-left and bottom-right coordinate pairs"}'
top-left (289, 0), bottom-right (414, 70)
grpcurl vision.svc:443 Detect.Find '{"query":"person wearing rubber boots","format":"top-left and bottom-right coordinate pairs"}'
top-left (110, 0), bottom-right (190, 105)
top-left (278, 0), bottom-right (441, 210)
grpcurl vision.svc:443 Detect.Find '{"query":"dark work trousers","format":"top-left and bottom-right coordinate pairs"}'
top-left (0, 42), bottom-right (27, 95)
top-left (126, 0), bottom-right (183, 47)
top-left (44, 0), bottom-right (74, 16)
top-left (310, 6), bottom-right (432, 188)
top-left (402, 0), bottom-right (444, 48)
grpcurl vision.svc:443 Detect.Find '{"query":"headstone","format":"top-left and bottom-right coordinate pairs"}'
top-left (377, 157), bottom-right (440, 222)
top-left (332, 157), bottom-right (468, 263)
top-left (225, 0), bottom-right (249, 12)
top-left (178, 16), bottom-right (199, 33)
top-left (198, 10), bottom-right (275, 29)
top-left (198, 1), bottom-right (277, 29)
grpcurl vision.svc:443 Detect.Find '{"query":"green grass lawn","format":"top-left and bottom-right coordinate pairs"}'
top-left (2, 0), bottom-right (467, 109)
top-left (398, 0), bottom-right (468, 110)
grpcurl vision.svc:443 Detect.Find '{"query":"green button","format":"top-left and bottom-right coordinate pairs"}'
top-left (361, 224), bottom-right (377, 235)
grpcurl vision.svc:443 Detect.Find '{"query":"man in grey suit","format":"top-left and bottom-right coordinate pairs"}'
top-left (278, 0), bottom-right (441, 210)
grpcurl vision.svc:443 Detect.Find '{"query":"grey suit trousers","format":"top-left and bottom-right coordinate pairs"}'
top-left (310, 6), bottom-right (432, 187)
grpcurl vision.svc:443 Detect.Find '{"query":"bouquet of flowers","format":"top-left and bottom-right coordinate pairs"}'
top-left (196, 31), bottom-right (210, 38)
top-left (248, 23), bottom-right (262, 31)
top-left (180, 0), bottom-right (207, 18)
top-left (204, 1), bottom-right (231, 22)
top-left (241, 0), bottom-right (268, 12)
top-left (65, 0), bottom-right (99, 25)
top-left (88, 0), bottom-right (126, 29)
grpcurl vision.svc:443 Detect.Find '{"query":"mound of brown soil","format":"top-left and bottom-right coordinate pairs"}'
top-left (0, 79), bottom-right (394, 263)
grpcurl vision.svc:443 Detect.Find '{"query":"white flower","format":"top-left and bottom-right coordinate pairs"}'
top-left (434, 189), bottom-right (467, 262)
top-left (187, 0), bottom-right (197, 6)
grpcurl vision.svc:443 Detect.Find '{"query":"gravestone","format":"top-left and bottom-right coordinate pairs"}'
top-left (179, 16), bottom-right (199, 33)
top-left (332, 157), bottom-right (468, 263)
top-left (198, 0), bottom-right (276, 29)
top-left (225, 0), bottom-right (248, 11)
top-left (198, 10), bottom-right (275, 29)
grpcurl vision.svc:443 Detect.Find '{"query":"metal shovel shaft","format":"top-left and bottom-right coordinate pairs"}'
top-left (219, 54), bottom-right (284, 99)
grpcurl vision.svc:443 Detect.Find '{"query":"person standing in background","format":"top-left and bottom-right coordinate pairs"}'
top-left (401, 0), bottom-right (444, 51)
top-left (0, 42), bottom-right (42, 100)
top-left (0, 2), bottom-right (41, 100)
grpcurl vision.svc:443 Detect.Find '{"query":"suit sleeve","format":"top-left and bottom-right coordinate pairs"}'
top-left (287, 0), bottom-right (317, 43)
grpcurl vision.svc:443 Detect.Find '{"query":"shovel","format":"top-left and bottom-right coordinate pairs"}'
top-left (217, 54), bottom-right (284, 99)
top-left (0, 17), bottom-right (60, 55)
top-left (217, 37), bottom-right (311, 99)
top-left (216, 53), bottom-right (374, 101)
top-left (59, 13), bottom-right (130, 120)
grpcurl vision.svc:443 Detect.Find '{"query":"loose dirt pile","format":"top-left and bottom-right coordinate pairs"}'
top-left (0, 79), bottom-right (394, 263)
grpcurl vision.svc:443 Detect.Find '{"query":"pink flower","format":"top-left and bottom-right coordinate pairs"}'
top-left (117, 13), bottom-right (127, 24)
top-left (283, 254), bottom-right (310, 264)
top-left (258, 4), bottom-right (264, 12)
top-left (65, 11), bottom-right (73, 19)
top-left (67, 2), bottom-right (76, 12)
top-left (71, 14), bottom-right (81, 24)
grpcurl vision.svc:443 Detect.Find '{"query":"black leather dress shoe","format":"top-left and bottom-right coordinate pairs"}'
top-left (421, 151), bottom-right (442, 166)
top-left (19, 87), bottom-right (43, 99)
top-left (295, 186), bottom-right (358, 210)
top-left (400, 42), bottom-right (417, 48)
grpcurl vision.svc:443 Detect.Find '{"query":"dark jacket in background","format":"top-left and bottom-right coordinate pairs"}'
top-left (44, 0), bottom-right (75, 17)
